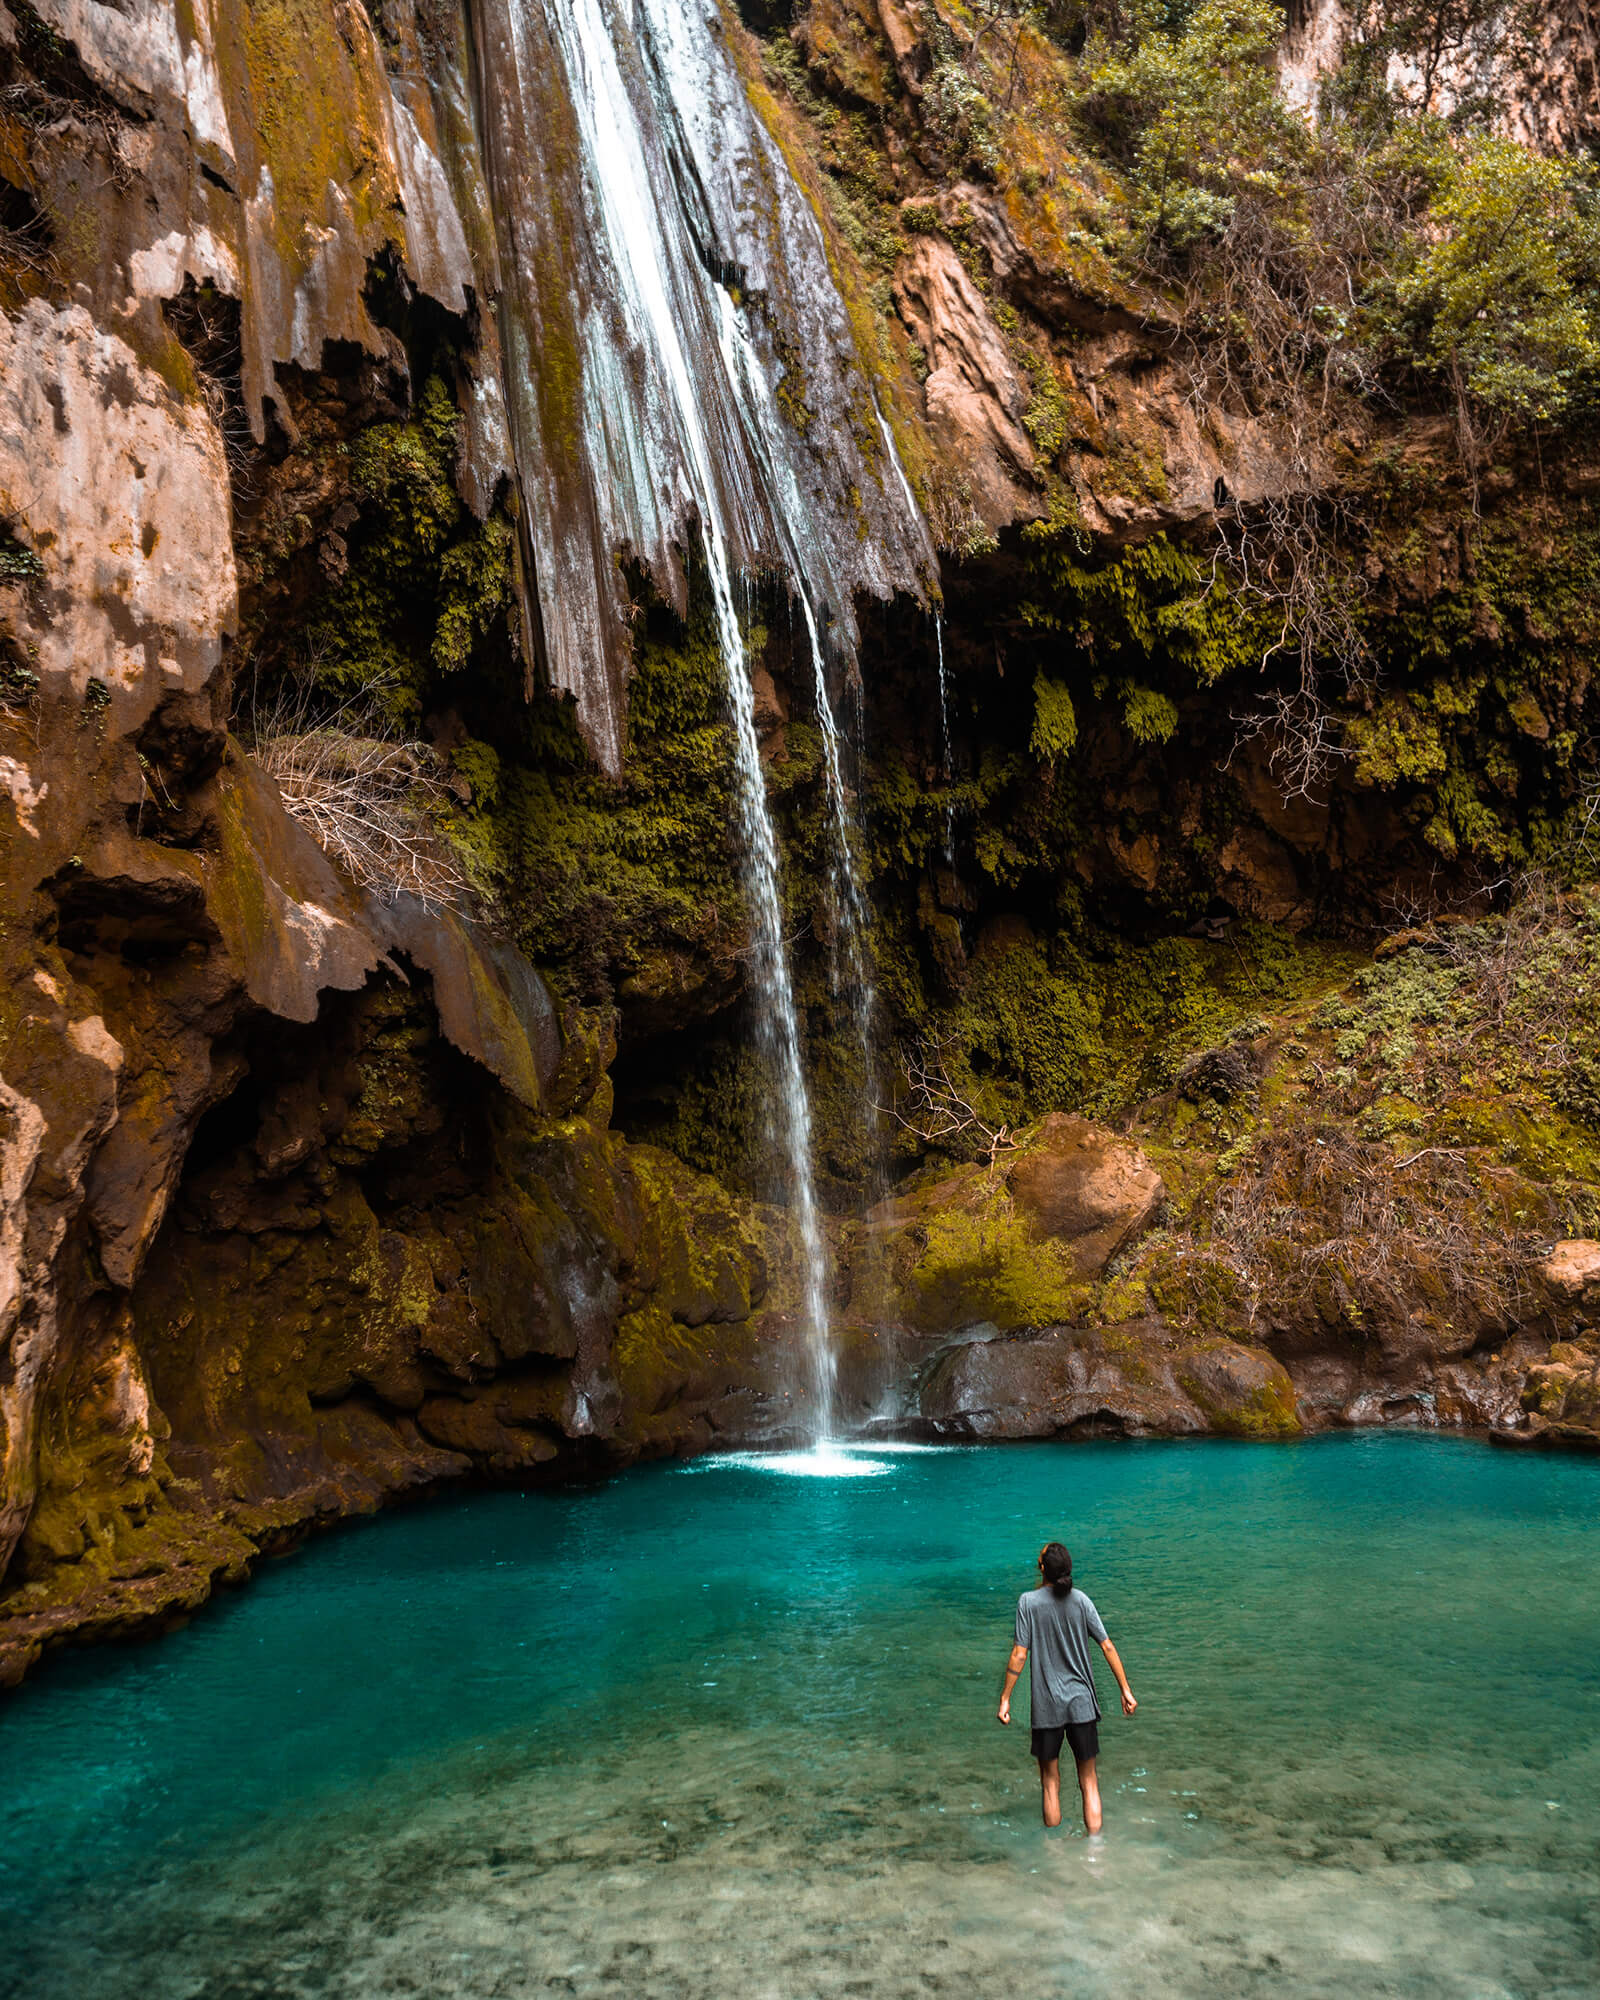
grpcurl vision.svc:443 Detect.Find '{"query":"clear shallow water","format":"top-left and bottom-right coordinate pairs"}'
top-left (2, 1434), bottom-right (1597, 1999)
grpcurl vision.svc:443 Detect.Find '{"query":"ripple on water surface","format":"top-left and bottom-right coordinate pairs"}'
top-left (1, 1434), bottom-right (1597, 1999)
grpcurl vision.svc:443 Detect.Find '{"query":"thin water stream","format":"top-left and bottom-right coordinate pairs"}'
top-left (4, 1435), bottom-right (1596, 1998)
top-left (935, 611), bottom-right (956, 866)
top-left (539, 0), bottom-right (858, 1431)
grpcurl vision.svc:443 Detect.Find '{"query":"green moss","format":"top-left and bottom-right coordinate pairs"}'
top-left (905, 1190), bottom-right (1089, 1334)
top-left (925, 926), bottom-right (1354, 1135)
top-left (610, 1143), bottom-right (772, 1409)
top-left (1018, 350), bottom-right (1073, 463)
top-left (1346, 495), bottom-right (1600, 864)
top-left (296, 377), bottom-right (515, 724)
top-left (234, 0), bottom-right (403, 277)
top-left (1119, 683), bottom-right (1180, 744)
top-left (1346, 698), bottom-right (1448, 785)
top-left (1018, 530), bottom-right (1274, 690)
top-left (1203, 1369), bottom-right (1301, 1439)
top-left (484, 604), bottom-right (741, 992)
top-left (1030, 673), bottom-right (1078, 760)
top-left (1315, 894), bottom-right (1600, 1143)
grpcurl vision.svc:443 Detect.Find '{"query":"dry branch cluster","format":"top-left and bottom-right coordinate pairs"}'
top-left (1187, 882), bottom-right (1600, 1336)
top-left (880, 1033), bottom-right (1018, 1166)
top-left (1217, 491), bottom-right (1375, 800)
top-left (244, 682), bottom-right (472, 914)
top-left (1203, 1120), bottom-right (1541, 1337)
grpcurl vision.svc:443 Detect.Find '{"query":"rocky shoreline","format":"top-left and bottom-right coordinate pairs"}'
top-left (3, 1356), bottom-right (1591, 1697)
top-left (4, 1080), bottom-right (1595, 1691)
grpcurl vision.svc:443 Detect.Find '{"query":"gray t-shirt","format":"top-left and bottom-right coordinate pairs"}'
top-left (1015, 1585), bottom-right (1109, 1726)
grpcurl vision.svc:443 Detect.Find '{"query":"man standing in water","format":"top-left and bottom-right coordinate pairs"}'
top-left (996, 1542), bottom-right (1137, 1832)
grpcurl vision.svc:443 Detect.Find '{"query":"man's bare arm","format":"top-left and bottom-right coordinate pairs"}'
top-left (1100, 1638), bottom-right (1138, 1715)
top-left (996, 1643), bottom-right (1027, 1724)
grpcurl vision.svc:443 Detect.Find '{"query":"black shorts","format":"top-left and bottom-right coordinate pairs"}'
top-left (1031, 1718), bottom-right (1099, 1765)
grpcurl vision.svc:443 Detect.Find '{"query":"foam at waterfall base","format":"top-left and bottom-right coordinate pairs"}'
top-left (697, 1442), bottom-right (893, 1477)
top-left (695, 1440), bottom-right (959, 1477)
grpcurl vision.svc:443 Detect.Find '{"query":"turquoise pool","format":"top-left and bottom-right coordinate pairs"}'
top-left (2, 1433), bottom-right (1596, 1996)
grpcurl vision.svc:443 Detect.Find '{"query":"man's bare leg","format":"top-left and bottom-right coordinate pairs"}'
top-left (1076, 1755), bottom-right (1103, 1835)
top-left (1037, 1756), bottom-right (1063, 1828)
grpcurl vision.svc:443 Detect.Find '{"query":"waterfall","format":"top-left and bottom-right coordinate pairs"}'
top-left (804, 609), bottom-right (884, 1195)
top-left (934, 614), bottom-right (956, 867)
top-left (713, 565), bottom-right (836, 1440)
top-left (473, 0), bottom-right (942, 1437)
top-left (468, 0), bottom-right (934, 774)
top-left (710, 301), bottom-right (884, 1202)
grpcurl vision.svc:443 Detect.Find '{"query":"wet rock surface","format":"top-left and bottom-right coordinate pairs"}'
top-left (1007, 1113), bottom-right (1165, 1278)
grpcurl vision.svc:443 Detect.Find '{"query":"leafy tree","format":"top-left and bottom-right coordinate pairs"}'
top-left (1391, 137), bottom-right (1600, 426)
top-left (1083, 0), bottom-right (1309, 248)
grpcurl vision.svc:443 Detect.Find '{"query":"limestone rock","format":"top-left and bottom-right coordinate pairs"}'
top-left (0, 301), bottom-right (237, 718)
top-left (1537, 1240), bottom-right (1600, 1304)
top-left (893, 232), bottom-right (1038, 528)
top-left (917, 1324), bottom-right (1298, 1440)
top-left (1008, 1114), bottom-right (1164, 1278)
top-left (874, 0), bottom-right (930, 96)
top-left (1280, 0), bottom-right (1599, 152)
top-left (376, 895), bottom-right (562, 1114)
top-left (1218, 825), bottom-right (1310, 926)
top-left (749, 664), bottom-right (790, 762)
top-left (616, 947), bottom-right (743, 1043)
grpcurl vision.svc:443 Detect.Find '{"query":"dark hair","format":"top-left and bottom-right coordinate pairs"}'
top-left (1040, 1542), bottom-right (1073, 1597)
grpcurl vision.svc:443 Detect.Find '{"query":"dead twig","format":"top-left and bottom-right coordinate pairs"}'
top-left (878, 1033), bottom-right (1017, 1168)
top-left (240, 671), bottom-right (473, 914)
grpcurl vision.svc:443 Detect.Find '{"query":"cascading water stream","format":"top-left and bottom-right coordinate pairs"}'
top-left (713, 567), bottom-right (836, 1437)
top-left (799, 604), bottom-right (885, 1188)
top-left (934, 613), bottom-right (956, 867)
top-left (541, 0), bottom-right (850, 1434)
top-left (714, 311), bottom-right (885, 1180)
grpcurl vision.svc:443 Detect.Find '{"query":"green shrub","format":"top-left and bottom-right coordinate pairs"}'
top-left (1083, 0), bottom-right (1307, 249)
top-left (1389, 138), bottom-right (1600, 425)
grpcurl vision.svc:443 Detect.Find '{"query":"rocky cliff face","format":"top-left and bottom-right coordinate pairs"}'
top-left (3, 0), bottom-right (1599, 1685)
top-left (0, 0), bottom-right (870, 1684)
top-left (1281, 0), bottom-right (1600, 151)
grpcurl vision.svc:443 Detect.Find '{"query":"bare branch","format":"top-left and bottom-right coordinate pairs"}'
top-left (240, 670), bottom-right (474, 915)
top-left (877, 1033), bottom-right (1017, 1167)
